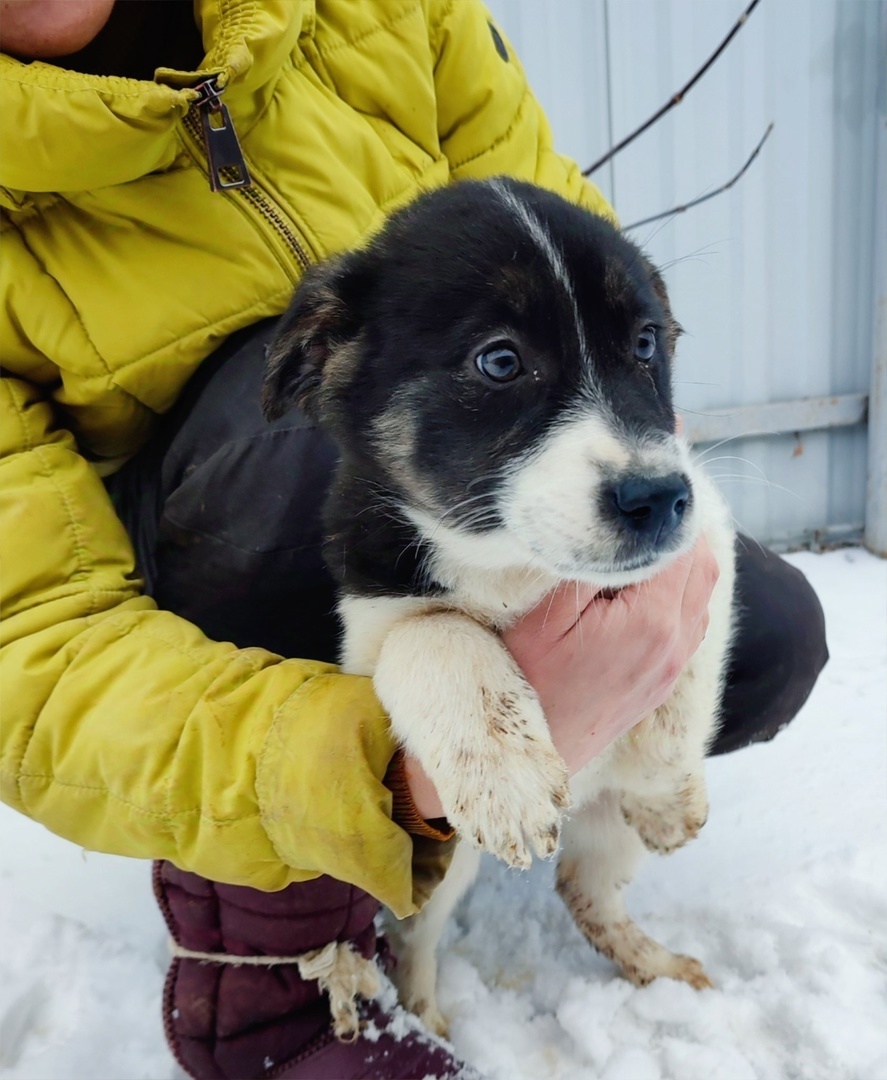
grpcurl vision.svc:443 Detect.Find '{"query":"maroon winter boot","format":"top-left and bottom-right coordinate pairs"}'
top-left (154, 861), bottom-right (474, 1080)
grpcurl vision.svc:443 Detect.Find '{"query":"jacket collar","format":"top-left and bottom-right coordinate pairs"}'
top-left (0, 0), bottom-right (309, 197)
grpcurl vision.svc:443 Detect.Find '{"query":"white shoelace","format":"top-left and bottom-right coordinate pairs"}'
top-left (167, 937), bottom-right (381, 1042)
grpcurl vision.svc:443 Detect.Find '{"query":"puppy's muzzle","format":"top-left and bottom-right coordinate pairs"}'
top-left (607, 472), bottom-right (691, 547)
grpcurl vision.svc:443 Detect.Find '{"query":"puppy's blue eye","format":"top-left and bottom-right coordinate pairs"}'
top-left (635, 327), bottom-right (657, 362)
top-left (476, 346), bottom-right (522, 382)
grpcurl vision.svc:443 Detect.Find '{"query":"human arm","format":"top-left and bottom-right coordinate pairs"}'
top-left (426, 0), bottom-right (615, 221)
top-left (0, 376), bottom-right (427, 918)
top-left (1, 0), bottom-right (659, 904)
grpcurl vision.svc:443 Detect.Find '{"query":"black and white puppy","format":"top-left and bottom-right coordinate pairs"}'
top-left (263, 178), bottom-right (736, 1033)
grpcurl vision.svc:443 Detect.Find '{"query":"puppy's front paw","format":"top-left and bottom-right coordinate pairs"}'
top-left (622, 950), bottom-right (714, 991)
top-left (443, 739), bottom-right (570, 869)
top-left (670, 955), bottom-right (715, 991)
top-left (621, 779), bottom-right (708, 855)
top-left (415, 1000), bottom-right (450, 1039)
top-left (394, 967), bottom-right (450, 1038)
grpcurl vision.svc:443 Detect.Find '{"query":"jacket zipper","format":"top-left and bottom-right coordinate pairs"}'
top-left (184, 77), bottom-right (312, 273)
top-left (191, 77), bottom-right (251, 191)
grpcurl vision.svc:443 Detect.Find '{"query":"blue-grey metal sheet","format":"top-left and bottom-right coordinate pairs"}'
top-left (485, 0), bottom-right (882, 548)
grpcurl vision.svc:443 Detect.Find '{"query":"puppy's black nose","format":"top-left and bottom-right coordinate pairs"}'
top-left (611, 473), bottom-right (690, 544)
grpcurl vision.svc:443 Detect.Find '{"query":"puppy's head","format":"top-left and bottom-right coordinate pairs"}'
top-left (264, 178), bottom-right (698, 585)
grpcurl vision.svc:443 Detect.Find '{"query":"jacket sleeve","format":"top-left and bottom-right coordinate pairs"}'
top-left (427, 0), bottom-right (617, 222)
top-left (0, 375), bottom-right (434, 918)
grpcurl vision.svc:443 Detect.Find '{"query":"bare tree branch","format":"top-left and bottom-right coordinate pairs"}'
top-left (621, 123), bottom-right (774, 231)
top-left (582, 0), bottom-right (761, 178)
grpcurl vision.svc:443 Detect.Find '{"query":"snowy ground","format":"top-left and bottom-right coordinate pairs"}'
top-left (1, 549), bottom-right (885, 1080)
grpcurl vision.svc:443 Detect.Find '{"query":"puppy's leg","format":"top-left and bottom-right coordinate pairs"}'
top-left (614, 625), bottom-right (724, 857)
top-left (614, 523), bottom-right (733, 857)
top-left (557, 792), bottom-right (713, 989)
top-left (391, 842), bottom-right (481, 1037)
top-left (620, 769), bottom-right (709, 855)
top-left (373, 610), bottom-right (570, 868)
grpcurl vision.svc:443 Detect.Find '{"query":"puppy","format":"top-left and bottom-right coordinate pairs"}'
top-left (263, 178), bottom-right (736, 1035)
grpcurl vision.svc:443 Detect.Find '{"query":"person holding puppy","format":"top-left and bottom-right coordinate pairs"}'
top-left (0, 2), bottom-right (828, 1077)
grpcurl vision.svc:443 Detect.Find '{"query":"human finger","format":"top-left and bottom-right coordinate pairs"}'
top-left (680, 534), bottom-right (720, 623)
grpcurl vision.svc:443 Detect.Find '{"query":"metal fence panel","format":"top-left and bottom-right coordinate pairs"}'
top-left (485, 0), bottom-right (883, 548)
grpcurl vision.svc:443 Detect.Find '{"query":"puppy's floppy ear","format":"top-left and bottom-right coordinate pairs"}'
top-left (648, 267), bottom-right (684, 348)
top-left (262, 251), bottom-right (371, 421)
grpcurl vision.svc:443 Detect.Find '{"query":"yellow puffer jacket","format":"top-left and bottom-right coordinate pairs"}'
top-left (0, 0), bottom-right (613, 917)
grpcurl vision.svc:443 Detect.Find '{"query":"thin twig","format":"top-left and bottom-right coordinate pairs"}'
top-left (582, 0), bottom-right (761, 177)
top-left (622, 122), bottom-right (774, 230)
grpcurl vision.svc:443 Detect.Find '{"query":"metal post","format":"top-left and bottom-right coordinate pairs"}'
top-left (864, 2), bottom-right (887, 557)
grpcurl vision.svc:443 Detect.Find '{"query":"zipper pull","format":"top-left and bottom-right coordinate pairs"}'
top-left (192, 78), bottom-right (251, 192)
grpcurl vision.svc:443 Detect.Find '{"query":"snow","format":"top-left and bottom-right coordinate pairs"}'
top-left (1, 549), bottom-right (885, 1080)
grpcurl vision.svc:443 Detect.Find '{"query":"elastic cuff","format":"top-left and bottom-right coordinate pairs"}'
top-left (384, 748), bottom-right (455, 842)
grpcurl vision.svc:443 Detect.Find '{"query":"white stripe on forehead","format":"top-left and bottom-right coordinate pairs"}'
top-left (489, 179), bottom-right (590, 363)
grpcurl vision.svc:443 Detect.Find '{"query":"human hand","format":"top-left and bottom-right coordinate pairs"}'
top-left (502, 534), bottom-right (719, 777)
top-left (404, 535), bottom-right (718, 819)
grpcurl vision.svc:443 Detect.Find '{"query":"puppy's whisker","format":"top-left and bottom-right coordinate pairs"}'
top-left (673, 382), bottom-right (728, 390)
top-left (432, 491), bottom-right (499, 528)
top-left (443, 490), bottom-right (498, 509)
top-left (634, 215), bottom-right (676, 255)
top-left (657, 240), bottom-right (725, 273)
top-left (540, 585), bottom-right (561, 632)
top-left (692, 433), bottom-right (767, 461)
top-left (429, 510), bottom-right (501, 539)
top-left (465, 471), bottom-right (505, 492)
top-left (734, 529), bottom-right (768, 559)
top-left (700, 453), bottom-right (794, 495)
top-left (519, 568), bottom-right (552, 613)
top-left (728, 514), bottom-right (769, 557)
top-left (657, 253), bottom-right (719, 273)
top-left (700, 453), bottom-right (768, 473)
top-left (449, 505), bottom-right (501, 526)
top-left (574, 579), bottom-right (585, 649)
top-left (707, 473), bottom-right (775, 485)
top-left (708, 474), bottom-right (804, 503)
top-left (352, 499), bottom-right (398, 520)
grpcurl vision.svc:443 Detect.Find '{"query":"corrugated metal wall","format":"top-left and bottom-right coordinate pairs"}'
top-left (486, 0), bottom-right (884, 549)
